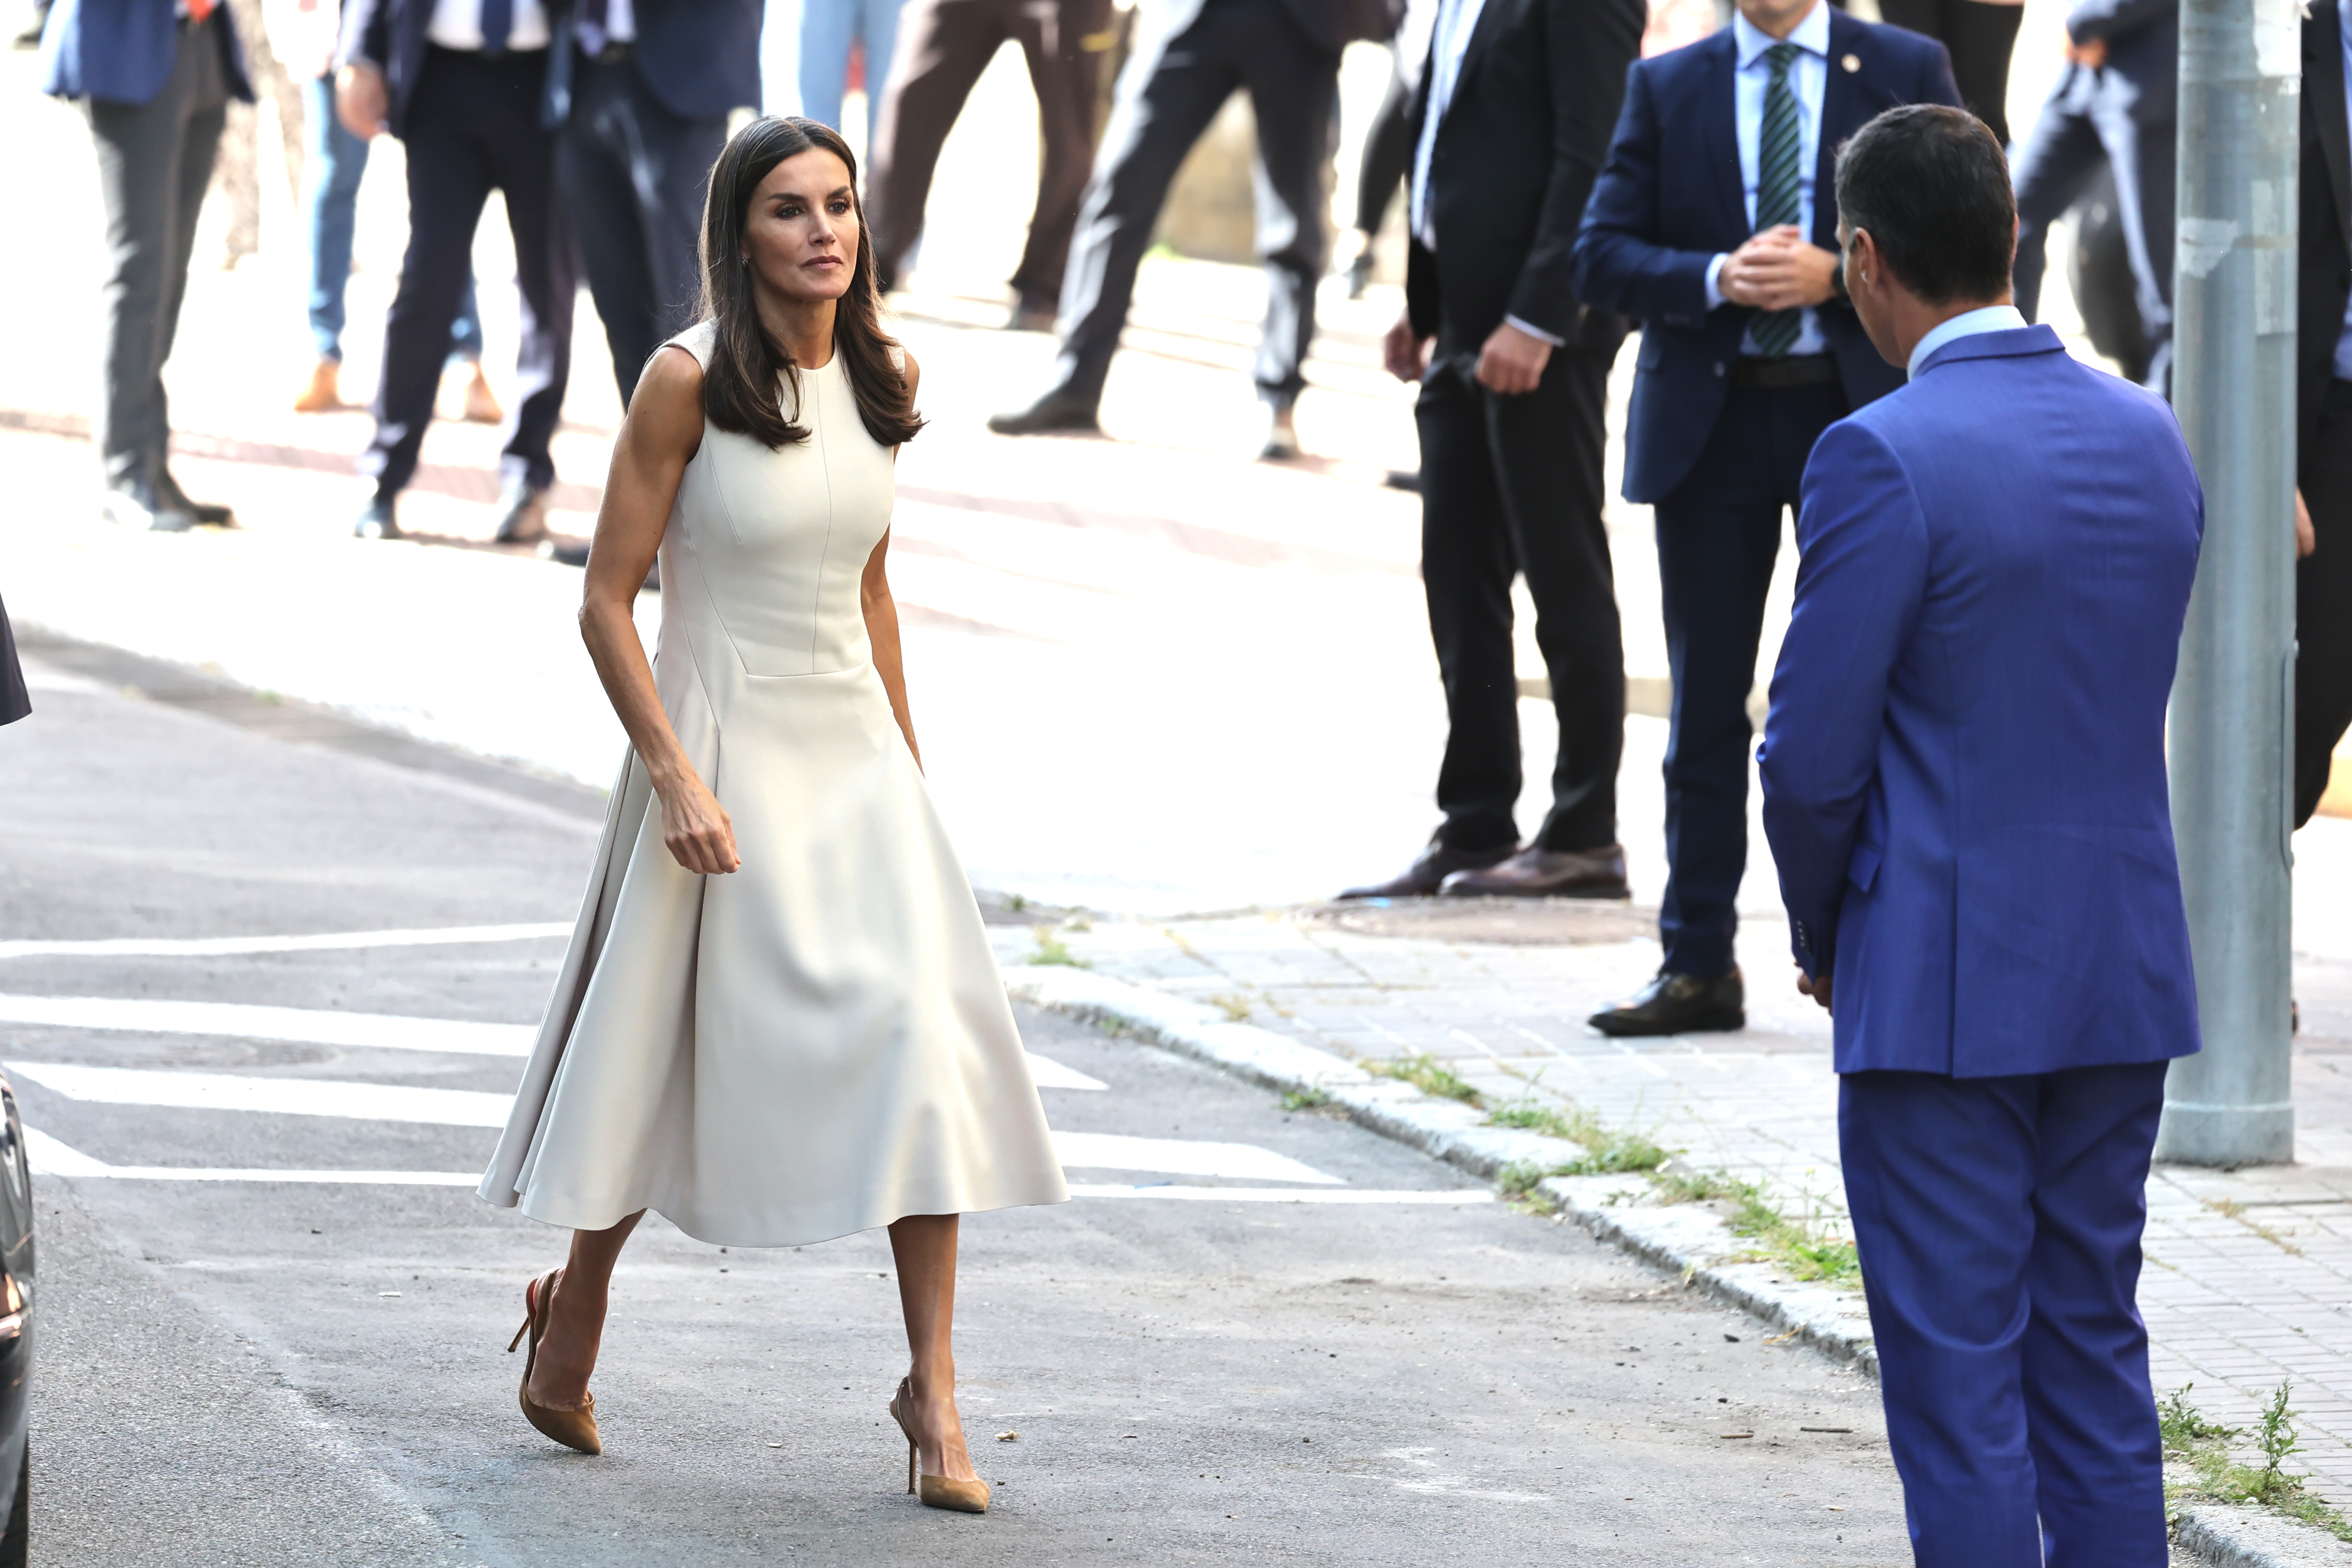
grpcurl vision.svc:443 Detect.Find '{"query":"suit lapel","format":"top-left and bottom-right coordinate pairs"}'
top-left (2309, 2), bottom-right (2352, 255)
top-left (1701, 31), bottom-right (1749, 241)
top-left (1814, 7), bottom-right (1865, 248)
top-left (1444, 0), bottom-right (1516, 102)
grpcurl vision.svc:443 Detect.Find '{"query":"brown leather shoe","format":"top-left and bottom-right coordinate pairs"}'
top-left (1588, 968), bottom-right (1745, 1037)
top-left (1337, 840), bottom-right (1517, 900)
top-left (1439, 843), bottom-right (1629, 900)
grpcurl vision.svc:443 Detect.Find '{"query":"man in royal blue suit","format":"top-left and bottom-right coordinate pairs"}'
top-left (1571, 0), bottom-right (1958, 1036)
top-left (1762, 105), bottom-right (2202, 1567)
top-left (40, 0), bottom-right (252, 533)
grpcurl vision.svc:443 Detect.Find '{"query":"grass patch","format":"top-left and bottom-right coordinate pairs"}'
top-left (1367, 1054), bottom-right (1483, 1106)
top-left (1030, 929), bottom-right (1088, 968)
top-left (1485, 1100), bottom-right (1667, 1174)
top-left (1280, 1086), bottom-right (1334, 1112)
top-left (1651, 1167), bottom-right (1859, 1284)
top-left (2163, 1382), bottom-right (2352, 1540)
top-left (1208, 993), bottom-right (1252, 1022)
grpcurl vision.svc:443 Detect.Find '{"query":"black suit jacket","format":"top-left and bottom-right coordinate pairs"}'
top-left (1158, 0), bottom-right (1397, 55)
top-left (547, 0), bottom-right (763, 125)
top-left (1402, 0), bottom-right (1646, 366)
top-left (1570, 9), bottom-right (1960, 503)
top-left (2303, 0), bottom-right (2352, 452)
top-left (344, 0), bottom-right (760, 138)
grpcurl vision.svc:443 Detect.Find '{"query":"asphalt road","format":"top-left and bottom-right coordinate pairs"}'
top-left (2, 641), bottom-right (1920, 1566)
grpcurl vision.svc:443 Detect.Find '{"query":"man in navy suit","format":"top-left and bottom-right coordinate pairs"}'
top-left (1763, 105), bottom-right (2201, 1566)
top-left (338, 0), bottom-right (576, 543)
top-left (553, 0), bottom-right (762, 410)
top-left (1571, 0), bottom-right (1958, 1036)
top-left (40, 0), bottom-right (252, 532)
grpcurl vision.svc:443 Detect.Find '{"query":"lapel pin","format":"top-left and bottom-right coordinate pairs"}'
top-left (1841, 52), bottom-right (1861, 72)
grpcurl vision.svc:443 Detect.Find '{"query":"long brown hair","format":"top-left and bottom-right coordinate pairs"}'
top-left (698, 116), bottom-right (923, 450)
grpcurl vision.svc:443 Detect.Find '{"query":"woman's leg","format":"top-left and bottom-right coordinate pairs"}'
top-left (527, 1210), bottom-right (644, 1410)
top-left (888, 1213), bottom-right (979, 1482)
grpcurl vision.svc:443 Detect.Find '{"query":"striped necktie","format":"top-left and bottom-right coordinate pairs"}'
top-left (1751, 43), bottom-right (1804, 358)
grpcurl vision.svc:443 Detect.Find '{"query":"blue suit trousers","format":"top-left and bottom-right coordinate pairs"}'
top-left (1840, 1061), bottom-right (2170, 1568)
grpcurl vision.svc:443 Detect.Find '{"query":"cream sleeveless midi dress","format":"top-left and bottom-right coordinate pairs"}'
top-left (478, 321), bottom-right (1069, 1246)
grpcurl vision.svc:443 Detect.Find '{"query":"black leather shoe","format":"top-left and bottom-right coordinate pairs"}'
top-left (1006, 298), bottom-right (1057, 333)
top-left (158, 470), bottom-right (235, 527)
top-left (1338, 839), bottom-right (1518, 900)
top-left (987, 391), bottom-right (1100, 436)
top-left (353, 496), bottom-right (399, 539)
top-left (99, 486), bottom-right (193, 533)
top-left (1589, 968), bottom-right (1745, 1037)
top-left (1440, 844), bottom-right (1629, 900)
top-left (493, 480), bottom-right (551, 544)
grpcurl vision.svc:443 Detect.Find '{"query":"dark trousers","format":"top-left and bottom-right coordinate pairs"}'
top-left (2296, 378), bottom-right (2352, 826)
top-left (1416, 352), bottom-right (1623, 854)
top-left (558, 53), bottom-right (728, 407)
top-left (1048, 0), bottom-right (1337, 408)
top-left (362, 47), bottom-right (574, 501)
top-left (868, 0), bottom-right (1109, 310)
top-left (1353, 48), bottom-right (1414, 237)
top-left (1873, 0), bottom-right (2023, 145)
top-left (2013, 65), bottom-right (2174, 392)
top-left (1841, 1062), bottom-right (2171, 1568)
top-left (87, 13), bottom-right (230, 498)
top-left (1652, 381), bottom-right (1844, 977)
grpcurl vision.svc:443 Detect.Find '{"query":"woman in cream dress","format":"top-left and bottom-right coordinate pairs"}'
top-left (476, 116), bottom-right (1067, 1512)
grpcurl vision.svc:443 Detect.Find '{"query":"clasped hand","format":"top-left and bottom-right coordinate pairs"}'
top-left (655, 770), bottom-right (741, 876)
top-left (1384, 314), bottom-right (1553, 395)
top-left (1719, 225), bottom-right (1839, 314)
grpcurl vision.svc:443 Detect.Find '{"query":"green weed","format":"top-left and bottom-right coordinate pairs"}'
top-left (1281, 1087), bottom-right (1334, 1112)
top-left (1367, 1054), bottom-right (1483, 1106)
top-left (1030, 930), bottom-right (1088, 968)
top-left (2161, 1382), bottom-right (2352, 1540)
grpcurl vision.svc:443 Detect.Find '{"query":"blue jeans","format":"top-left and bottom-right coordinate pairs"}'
top-left (798, 0), bottom-right (906, 144)
top-left (303, 73), bottom-right (483, 364)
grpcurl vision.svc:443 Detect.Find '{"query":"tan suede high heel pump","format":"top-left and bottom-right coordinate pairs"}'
top-left (508, 1267), bottom-right (602, 1455)
top-left (888, 1377), bottom-right (989, 1513)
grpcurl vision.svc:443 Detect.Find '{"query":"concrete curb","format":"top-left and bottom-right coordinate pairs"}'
top-left (1001, 961), bottom-right (2352, 1568)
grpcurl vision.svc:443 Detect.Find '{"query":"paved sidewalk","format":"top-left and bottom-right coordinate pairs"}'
top-left (990, 897), bottom-right (2352, 1513)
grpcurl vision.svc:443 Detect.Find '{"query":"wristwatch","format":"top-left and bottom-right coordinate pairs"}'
top-left (1830, 256), bottom-right (1849, 301)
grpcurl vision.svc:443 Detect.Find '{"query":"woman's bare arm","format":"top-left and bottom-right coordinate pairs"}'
top-left (579, 346), bottom-right (741, 874)
top-left (862, 529), bottom-right (919, 769)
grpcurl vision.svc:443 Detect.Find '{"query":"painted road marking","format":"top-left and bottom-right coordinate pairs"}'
top-left (11, 1066), bottom-right (1335, 1182)
top-left (0, 922), bottom-right (575, 961)
top-left (8, 1062), bottom-right (514, 1125)
top-left (0, 992), bottom-right (1103, 1090)
top-left (0, 994), bottom-right (537, 1056)
top-left (1051, 1131), bottom-right (1339, 1184)
top-left (21, 1128), bottom-right (1468, 1201)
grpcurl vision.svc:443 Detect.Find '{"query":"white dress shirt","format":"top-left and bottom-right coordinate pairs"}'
top-left (1406, 0), bottom-right (1566, 348)
top-left (428, 0), bottom-right (552, 52)
top-left (578, 0), bottom-right (637, 54)
top-left (1906, 303), bottom-right (2027, 378)
top-left (1703, 0), bottom-right (1830, 356)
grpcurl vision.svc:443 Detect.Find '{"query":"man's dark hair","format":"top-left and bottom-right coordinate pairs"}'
top-left (1834, 104), bottom-right (2015, 305)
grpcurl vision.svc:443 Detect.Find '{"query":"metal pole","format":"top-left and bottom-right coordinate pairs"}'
top-left (2154, 0), bottom-right (2299, 1165)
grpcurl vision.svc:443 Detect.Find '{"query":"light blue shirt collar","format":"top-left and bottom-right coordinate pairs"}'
top-left (1733, 0), bottom-right (1830, 68)
top-left (1908, 304), bottom-right (2029, 378)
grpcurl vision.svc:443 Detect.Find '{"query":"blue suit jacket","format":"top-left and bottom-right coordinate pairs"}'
top-left (1758, 326), bottom-right (2204, 1078)
top-left (1569, 10), bottom-right (1959, 505)
top-left (40, 0), bottom-right (253, 106)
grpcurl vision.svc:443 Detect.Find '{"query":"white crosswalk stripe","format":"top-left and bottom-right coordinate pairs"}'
top-left (9, 1062), bottom-right (1339, 1182)
top-left (0, 993), bottom-right (1106, 1089)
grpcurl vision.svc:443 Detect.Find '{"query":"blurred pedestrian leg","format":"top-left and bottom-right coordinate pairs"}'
top-left (799, 0), bottom-right (904, 142)
top-left (341, 0), bottom-right (574, 544)
top-left (2009, 0), bottom-right (2177, 392)
top-left (867, 0), bottom-right (1113, 326)
top-left (1343, 0), bottom-right (1433, 298)
top-left (295, 71), bottom-right (492, 414)
top-left (555, 0), bottom-right (760, 407)
top-left (990, 0), bottom-right (1395, 455)
top-left (1873, 0), bottom-right (2022, 145)
top-left (42, 0), bottom-right (254, 530)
